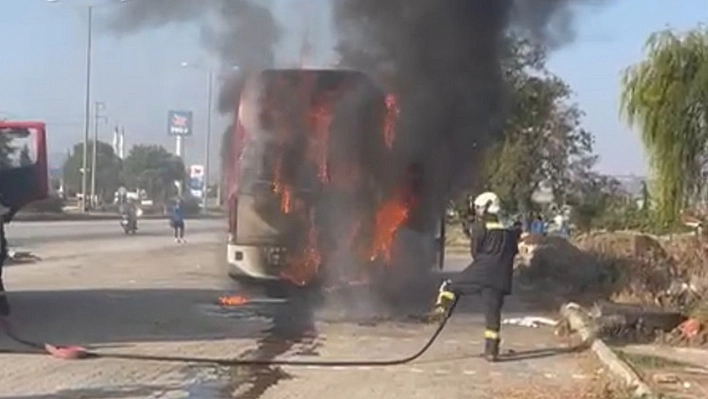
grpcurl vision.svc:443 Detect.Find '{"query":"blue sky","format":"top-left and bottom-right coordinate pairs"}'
top-left (0, 0), bottom-right (706, 175)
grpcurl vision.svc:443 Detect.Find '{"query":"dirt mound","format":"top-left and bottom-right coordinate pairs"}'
top-left (518, 235), bottom-right (617, 299)
top-left (520, 232), bottom-right (706, 308)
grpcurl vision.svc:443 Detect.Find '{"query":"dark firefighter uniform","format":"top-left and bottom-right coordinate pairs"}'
top-left (437, 217), bottom-right (521, 361)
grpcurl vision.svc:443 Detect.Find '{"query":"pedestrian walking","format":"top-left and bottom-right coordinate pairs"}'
top-left (170, 198), bottom-right (186, 244)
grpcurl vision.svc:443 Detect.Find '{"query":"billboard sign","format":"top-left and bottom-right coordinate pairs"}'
top-left (167, 110), bottom-right (193, 136)
top-left (188, 164), bottom-right (205, 200)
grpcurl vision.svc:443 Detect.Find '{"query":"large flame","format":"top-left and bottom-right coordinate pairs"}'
top-left (234, 71), bottom-right (418, 288)
top-left (369, 190), bottom-right (413, 265)
top-left (282, 209), bottom-right (321, 286)
top-left (307, 96), bottom-right (335, 184)
top-left (383, 93), bottom-right (400, 149)
top-left (272, 155), bottom-right (292, 214)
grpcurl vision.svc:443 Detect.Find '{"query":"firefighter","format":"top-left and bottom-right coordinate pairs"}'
top-left (432, 192), bottom-right (521, 362)
top-left (460, 195), bottom-right (477, 239)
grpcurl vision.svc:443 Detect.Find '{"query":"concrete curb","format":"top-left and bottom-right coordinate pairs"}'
top-left (560, 303), bottom-right (655, 398)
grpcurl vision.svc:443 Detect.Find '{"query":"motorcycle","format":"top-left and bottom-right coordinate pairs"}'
top-left (120, 208), bottom-right (141, 235)
top-left (120, 214), bottom-right (137, 234)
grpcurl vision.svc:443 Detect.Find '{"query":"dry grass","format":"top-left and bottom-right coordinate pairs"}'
top-left (492, 355), bottom-right (636, 399)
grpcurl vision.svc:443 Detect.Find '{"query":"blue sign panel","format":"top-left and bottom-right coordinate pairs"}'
top-left (167, 110), bottom-right (193, 136)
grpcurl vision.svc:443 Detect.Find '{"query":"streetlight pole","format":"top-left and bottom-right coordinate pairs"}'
top-left (91, 101), bottom-right (107, 209)
top-left (81, 5), bottom-right (93, 212)
top-left (204, 69), bottom-right (213, 213)
top-left (48, 0), bottom-right (133, 211)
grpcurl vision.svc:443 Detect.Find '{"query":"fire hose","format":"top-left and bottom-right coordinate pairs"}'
top-left (0, 297), bottom-right (459, 367)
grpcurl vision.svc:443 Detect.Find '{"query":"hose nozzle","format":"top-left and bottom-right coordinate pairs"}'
top-left (429, 280), bottom-right (455, 323)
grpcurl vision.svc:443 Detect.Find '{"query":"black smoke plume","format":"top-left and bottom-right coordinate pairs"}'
top-left (331, 0), bottom-right (613, 224)
top-left (106, 0), bottom-right (281, 77)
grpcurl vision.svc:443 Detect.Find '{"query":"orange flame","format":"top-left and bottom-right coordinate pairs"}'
top-left (308, 100), bottom-right (334, 184)
top-left (282, 210), bottom-right (321, 286)
top-left (369, 194), bottom-right (412, 265)
top-left (384, 94), bottom-right (400, 149)
top-left (272, 156), bottom-right (293, 214)
top-left (218, 295), bottom-right (249, 307)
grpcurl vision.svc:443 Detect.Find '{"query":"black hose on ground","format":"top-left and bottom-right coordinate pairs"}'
top-left (1, 297), bottom-right (459, 367)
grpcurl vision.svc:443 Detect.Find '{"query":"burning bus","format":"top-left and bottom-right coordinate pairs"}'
top-left (222, 68), bottom-right (444, 288)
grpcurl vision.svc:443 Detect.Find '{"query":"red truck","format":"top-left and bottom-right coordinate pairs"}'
top-left (0, 121), bottom-right (49, 210)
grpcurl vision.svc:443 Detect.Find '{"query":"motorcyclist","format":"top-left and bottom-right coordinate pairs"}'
top-left (432, 192), bottom-right (521, 362)
top-left (122, 198), bottom-right (138, 231)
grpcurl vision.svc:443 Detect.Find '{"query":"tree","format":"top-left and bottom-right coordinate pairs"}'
top-left (122, 145), bottom-right (185, 203)
top-left (62, 141), bottom-right (122, 201)
top-left (483, 37), bottom-right (596, 213)
top-left (620, 27), bottom-right (708, 226)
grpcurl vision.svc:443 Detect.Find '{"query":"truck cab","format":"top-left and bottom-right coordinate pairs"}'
top-left (0, 121), bottom-right (49, 212)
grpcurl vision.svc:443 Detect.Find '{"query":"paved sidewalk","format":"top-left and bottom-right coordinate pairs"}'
top-left (238, 303), bottom-right (607, 399)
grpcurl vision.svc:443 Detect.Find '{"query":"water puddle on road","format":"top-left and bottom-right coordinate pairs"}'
top-left (187, 289), bottom-right (319, 399)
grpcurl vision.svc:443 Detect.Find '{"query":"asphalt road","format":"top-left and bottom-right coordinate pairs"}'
top-left (0, 223), bottom-right (608, 398)
top-left (6, 218), bottom-right (226, 246)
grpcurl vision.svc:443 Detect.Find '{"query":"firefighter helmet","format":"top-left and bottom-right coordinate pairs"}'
top-left (473, 192), bottom-right (501, 216)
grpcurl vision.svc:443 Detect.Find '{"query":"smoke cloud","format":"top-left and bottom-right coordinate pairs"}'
top-left (331, 0), bottom-right (613, 223)
top-left (106, 0), bottom-right (281, 77)
top-left (105, 0), bottom-right (613, 316)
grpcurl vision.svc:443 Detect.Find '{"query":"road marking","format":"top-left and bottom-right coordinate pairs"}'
top-left (434, 369), bottom-right (450, 375)
top-left (444, 339), bottom-right (459, 344)
top-left (490, 371), bottom-right (502, 377)
top-left (463, 370), bottom-right (477, 375)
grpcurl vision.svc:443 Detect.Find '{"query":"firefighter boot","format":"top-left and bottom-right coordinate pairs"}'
top-left (429, 280), bottom-right (456, 323)
top-left (484, 330), bottom-right (501, 362)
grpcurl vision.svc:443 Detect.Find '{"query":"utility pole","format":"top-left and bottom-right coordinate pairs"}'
top-left (90, 101), bottom-right (107, 209)
top-left (80, 5), bottom-right (93, 212)
top-left (203, 69), bottom-right (213, 213)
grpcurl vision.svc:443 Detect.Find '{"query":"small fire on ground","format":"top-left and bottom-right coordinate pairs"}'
top-left (218, 295), bottom-right (249, 307)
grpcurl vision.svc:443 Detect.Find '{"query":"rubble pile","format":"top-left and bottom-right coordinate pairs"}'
top-left (520, 232), bottom-right (708, 345)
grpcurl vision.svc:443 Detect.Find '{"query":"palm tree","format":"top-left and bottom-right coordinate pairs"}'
top-left (620, 27), bottom-right (708, 226)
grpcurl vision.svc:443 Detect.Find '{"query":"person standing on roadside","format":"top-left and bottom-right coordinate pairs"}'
top-left (170, 198), bottom-right (186, 244)
top-left (0, 194), bottom-right (18, 330)
top-left (530, 213), bottom-right (545, 235)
